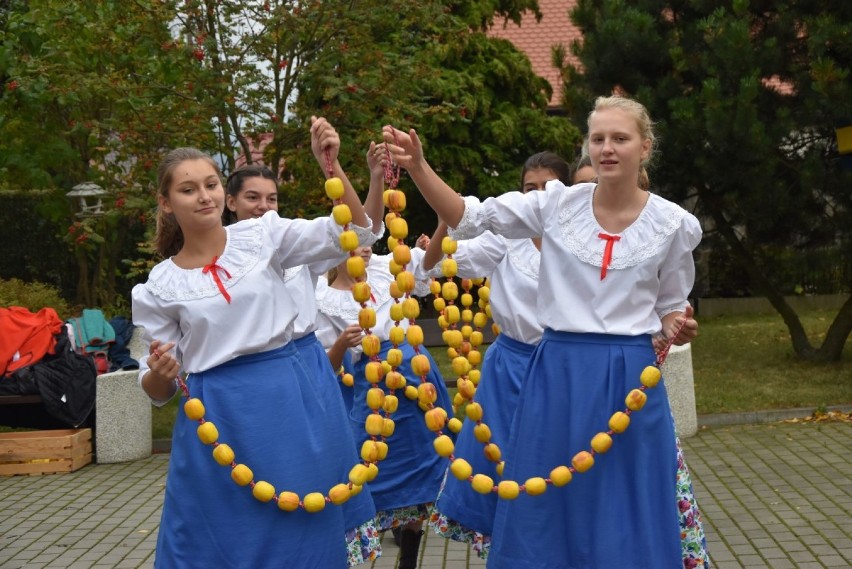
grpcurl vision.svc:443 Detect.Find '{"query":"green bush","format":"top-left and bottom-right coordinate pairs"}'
top-left (0, 277), bottom-right (75, 320)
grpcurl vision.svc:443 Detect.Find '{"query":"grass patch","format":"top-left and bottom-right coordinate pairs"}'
top-left (150, 309), bottom-right (850, 438)
top-left (691, 309), bottom-right (851, 414)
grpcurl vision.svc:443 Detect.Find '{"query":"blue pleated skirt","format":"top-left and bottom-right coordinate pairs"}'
top-left (155, 343), bottom-right (356, 569)
top-left (294, 332), bottom-right (376, 530)
top-left (351, 341), bottom-right (454, 513)
top-left (487, 331), bottom-right (682, 569)
top-left (436, 333), bottom-right (535, 535)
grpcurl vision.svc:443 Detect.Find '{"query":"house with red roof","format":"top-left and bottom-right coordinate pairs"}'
top-left (488, 0), bottom-right (581, 110)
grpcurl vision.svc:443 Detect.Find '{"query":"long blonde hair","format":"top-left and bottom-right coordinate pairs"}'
top-left (589, 96), bottom-right (656, 191)
top-left (154, 147), bottom-right (221, 258)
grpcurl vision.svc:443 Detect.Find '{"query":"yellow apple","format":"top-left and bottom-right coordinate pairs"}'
top-left (183, 398), bottom-right (205, 421)
top-left (196, 421), bottom-right (218, 445)
top-left (252, 480), bottom-right (275, 503)
top-left (324, 177), bottom-right (344, 200)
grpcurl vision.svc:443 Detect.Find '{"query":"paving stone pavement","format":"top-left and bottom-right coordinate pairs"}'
top-left (1, 421), bottom-right (850, 568)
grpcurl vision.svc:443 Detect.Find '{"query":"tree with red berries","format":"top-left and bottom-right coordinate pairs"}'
top-left (0, 1), bottom-right (217, 306)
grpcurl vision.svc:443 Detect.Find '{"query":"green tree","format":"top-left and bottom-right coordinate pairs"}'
top-left (2, 0), bottom-right (581, 306)
top-left (285, 0), bottom-right (581, 236)
top-left (0, 0), bottom-right (217, 307)
top-left (172, 0), bottom-right (580, 236)
top-left (557, 0), bottom-right (852, 362)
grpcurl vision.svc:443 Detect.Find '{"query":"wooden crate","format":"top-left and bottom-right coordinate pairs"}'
top-left (0, 428), bottom-right (92, 476)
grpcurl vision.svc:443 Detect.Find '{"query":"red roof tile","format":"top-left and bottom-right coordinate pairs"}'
top-left (488, 0), bottom-right (581, 108)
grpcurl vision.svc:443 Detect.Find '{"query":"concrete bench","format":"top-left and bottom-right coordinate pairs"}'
top-left (0, 329), bottom-right (152, 463)
top-left (94, 329), bottom-right (152, 463)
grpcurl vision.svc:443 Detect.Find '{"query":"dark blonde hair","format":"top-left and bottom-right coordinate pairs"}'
top-left (589, 96), bottom-right (656, 191)
top-left (154, 147), bottom-right (221, 258)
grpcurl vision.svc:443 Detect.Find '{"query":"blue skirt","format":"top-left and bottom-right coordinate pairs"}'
top-left (488, 331), bottom-right (682, 569)
top-left (294, 332), bottom-right (376, 530)
top-left (436, 333), bottom-right (535, 535)
top-left (351, 341), bottom-right (454, 513)
top-left (155, 343), bottom-right (356, 569)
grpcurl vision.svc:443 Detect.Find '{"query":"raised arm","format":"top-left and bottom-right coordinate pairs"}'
top-left (364, 141), bottom-right (388, 234)
top-left (422, 221), bottom-right (448, 271)
top-left (311, 116), bottom-right (369, 228)
top-left (383, 126), bottom-right (465, 227)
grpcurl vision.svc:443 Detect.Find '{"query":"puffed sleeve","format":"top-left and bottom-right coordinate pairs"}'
top-left (415, 231), bottom-right (507, 281)
top-left (449, 181), bottom-right (566, 241)
top-left (314, 310), bottom-right (342, 351)
top-left (260, 210), bottom-right (378, 269)
top-left (131, 284), bottom-right (182, 406)
top-left (406, 247), bottom-right (435, 297)
top-left (655, 213), bottom-right (702, 319)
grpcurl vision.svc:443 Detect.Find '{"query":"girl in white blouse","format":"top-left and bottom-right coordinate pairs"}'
top-left (314, 143), bottom-right (455, 569)
top-left (422, 152), bottom-right (572, 559)
top-left (133, 142), bottom-right (379, 569)
top-left (384, 95), bottom-right (709, 569)
top-left (219, 117), bottom-right (384, 566)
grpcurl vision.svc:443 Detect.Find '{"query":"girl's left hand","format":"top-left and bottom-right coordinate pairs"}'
top-left (662, 304), bottom-right (698, 346)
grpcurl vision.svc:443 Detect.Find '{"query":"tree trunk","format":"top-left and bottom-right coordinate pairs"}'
top-left (700, 192), bottom-right (850, 362)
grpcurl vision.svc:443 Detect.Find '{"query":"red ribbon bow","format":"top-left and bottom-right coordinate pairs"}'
top-left (597, 233), bottom-right (621, 280)
top-left (202, 255), bottom-right (232, 303)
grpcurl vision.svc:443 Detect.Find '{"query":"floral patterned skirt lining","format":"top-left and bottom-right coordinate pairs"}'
top-left (373, 502), bottom-right (432, 532)
top-left (345, 520), bottom-right (382, 567)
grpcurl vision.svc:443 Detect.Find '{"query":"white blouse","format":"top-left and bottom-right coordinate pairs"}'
top-left (449, 182), bottom-right (701, 336)
top-left (284, 262), bottom-right (340, 339)
top-left (132, 210), bottom-right (378, 378)
top-left (315, 249), bottom-right (431, 361)
top-left (422, 233), bottom-right (543, 345)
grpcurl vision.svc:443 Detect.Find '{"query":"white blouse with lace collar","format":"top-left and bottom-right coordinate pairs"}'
top-left (132, 210), bottom-right (378, 379)
top-left (420, 232), bottom-right (543, 344)
top-left (449, 182), bottom-right (701, 336)
top-left (314, 249), bottom-right (431, 361)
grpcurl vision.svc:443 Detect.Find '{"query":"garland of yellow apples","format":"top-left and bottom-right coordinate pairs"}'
top-left (370, 140), bottom-right (454, 450)
top-left (174, 150), bottom-right (380, 513)
top-left (427, 236), bottom-right (683, 500)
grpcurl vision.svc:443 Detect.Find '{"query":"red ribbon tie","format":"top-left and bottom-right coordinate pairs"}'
top-left (202, 255), bottom-right (232, 303)
top-left (598, 233), bottom-right (621, 280)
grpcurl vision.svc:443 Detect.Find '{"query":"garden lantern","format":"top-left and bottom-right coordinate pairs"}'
top-left (67, 182), bottom-right (107, 218)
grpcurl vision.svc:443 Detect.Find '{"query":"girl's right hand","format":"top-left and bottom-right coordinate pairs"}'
top-left (336, 324), bottom-right (364, 349)
top-left (382, 126), bottom-right (425, 171)
top-left (366, 141), bottom-right (388, 179)
top-left (147, 340), bottom-right (180, 384)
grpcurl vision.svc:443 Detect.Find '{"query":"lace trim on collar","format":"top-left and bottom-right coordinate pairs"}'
top-left (144, 221), bottom-right (262, 301)
top-left (506, 239), bottom-right (540, 280)
top-left (315, 277), bottom-right (362, 320)
top-left (558, 187), bottom-right (686, 269)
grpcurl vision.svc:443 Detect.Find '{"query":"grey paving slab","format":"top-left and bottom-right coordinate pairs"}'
top-left (1, 421), bottom-right (850, 568)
